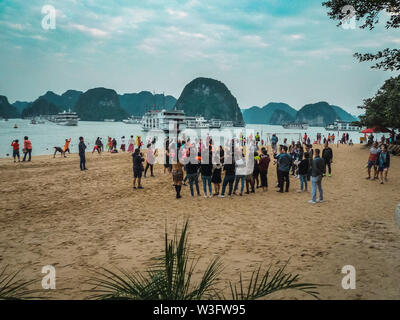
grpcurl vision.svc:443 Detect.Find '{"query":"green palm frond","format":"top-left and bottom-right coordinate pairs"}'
top-left (0, 266), bottom-right (41, 300)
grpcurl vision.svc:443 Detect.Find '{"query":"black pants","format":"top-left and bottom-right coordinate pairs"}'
top-left (278, 170), bottom-right (290, 192)
top-left (79, 153), bottom-right (86, 170)
top-left (260, 170), bottom-right (268, 187)
top-left (23, 149), bottom-right (32, 161)
top-left (325, 160), bottom-right (332, 174)
top-left (145, 163), bottom-right (153, 176)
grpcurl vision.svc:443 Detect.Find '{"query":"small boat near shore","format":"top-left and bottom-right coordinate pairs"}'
top-left (282, 122), bottom-right (309, 130)
top-left (325, 120), bottom-right (362, 132)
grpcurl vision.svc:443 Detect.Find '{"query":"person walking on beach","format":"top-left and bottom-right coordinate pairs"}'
top-left (366, 141), bottom-right (380, 180)
top-left (232, 151), bottom-right (246, 196)
top-left (275, 145), bottom-right (291, 193)
top-left (11, 140), bottom-right (20, 162)
top-left (309, 149), bottom-right (325, 204)
top-left (132, 148), bottom-right (144, 189)
top-left (322, 142), bottom-right (333, 177)
top-left (78, 136), bottom-right (87, 171)
top-left (304, 144), bottom-right (313, 181)
top-left (297, 152), bottom-right (310, 192)
top-left (377, 144), bottom-right (390, 184)
top-left (144, 143), bottom-right (155, 178)
top-left (22, 136), bottom-right (32, 162)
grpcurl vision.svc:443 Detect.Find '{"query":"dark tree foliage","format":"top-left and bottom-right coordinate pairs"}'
top-left (323, 0), bottom-right (400, 70)
top-left (359, 75), bottom-right (400, 129)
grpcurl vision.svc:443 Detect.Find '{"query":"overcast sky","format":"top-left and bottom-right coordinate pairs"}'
top-left (0, 0), bottom-right (399, 115)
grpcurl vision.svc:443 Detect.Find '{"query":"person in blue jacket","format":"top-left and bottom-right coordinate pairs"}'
top-left (274, 145), bottom-right (292, 193)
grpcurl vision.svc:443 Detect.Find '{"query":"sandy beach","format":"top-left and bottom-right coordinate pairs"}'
top-left (0, 144), bottom-right (399, 300)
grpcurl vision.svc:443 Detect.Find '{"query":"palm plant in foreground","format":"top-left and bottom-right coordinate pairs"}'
top-left (0, 266), bottom-right (40, 300)
top-left (88, 219), bottom-right (321, 300)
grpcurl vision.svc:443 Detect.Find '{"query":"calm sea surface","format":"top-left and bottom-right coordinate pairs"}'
top-left (0, 119), bottom-right (386, 158)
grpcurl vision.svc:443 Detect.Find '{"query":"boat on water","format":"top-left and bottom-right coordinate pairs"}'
top-left (52, 110), bottom-right (79, 126)
top-left (325, 120), bottom-right (362, 132)
top-left (185, 116), bottom-right (210, 129)
top-left (14, 124), bottom-right (18, 128)
top-left (141, 109), bottom-right (187, 132)
top-left (30, 117), bottom-right (46, 125)
top-left (122, 116), bottom-right (142, 124)
top-left (104, 119), bottom-right (115, 122)
top-left (282, 123), bottom-right (309, 130)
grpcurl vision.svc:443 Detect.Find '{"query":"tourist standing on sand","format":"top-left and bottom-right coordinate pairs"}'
top-left (200, 151), bottom-right (213, 198)
top-left (322, 142), bottom-right (333, 177)
top-left (366, 141), bottom-right (380, 180)
top-left (275, 145), bottom-right (291, 193)
top-left (22, 136), bottom-right (32, 162)
top-left (144, 143), bottom-right (155, 178)
top-left (309, 149), bottom-right (325, 204)
top-left (186, 149), bottom-right (200, 197)
top-left (219, 151), bottom-right (235, 198)
top-left (127, 136), bottom-right (134, 152)
top-left (11, 139), bottom-right (20, 162)
top-left (172, 143), bottom-right (184, 199)
top-left (297, 152), bottom-right (310, 193)
top-left (253, 151), bottom-right (260, 188)
top-left (304, 144), bottom-right (313, 181)
top-left (78, 136), bottom-right (87, 171)
top-left (271, 134), bottom-right (278, 152)
top-left (212, 160), bottom-right (222, 196)
top-left (132, 148), bottom-right (144, 189)
top-left (259, 148), bottom-right (270, 191)
top-left (120, 136), bottom-right (126, 152)
top-left (377, 144), bottom-right (390, 184)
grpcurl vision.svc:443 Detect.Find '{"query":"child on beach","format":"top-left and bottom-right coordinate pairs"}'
top-left (211, 162), bottom-right (222, 196)
top-left (120, 136), bottom-right (126, 152)
top-left (63, 138), bottom-right (71, 155)
top-left (11, 140), bottom-right (20, 162)
top-left (127, 136), bottom-right (134, 152)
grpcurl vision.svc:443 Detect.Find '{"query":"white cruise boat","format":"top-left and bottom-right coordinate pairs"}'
top-left (325, 120), bottom-right (362, 132)
top-left (123, 116), bottom-right (142, 124)
top-left (141, 109), bottom-right (186, 132)
top-left (53, 110), bottom-right (79, 126)
top-left (104, 119), bottom-right (115, 122)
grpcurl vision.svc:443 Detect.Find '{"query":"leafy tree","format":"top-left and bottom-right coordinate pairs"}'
top-left (323, 0), bottom-right (400, 70)
top-left (359, 74), bottom-right (400, 129)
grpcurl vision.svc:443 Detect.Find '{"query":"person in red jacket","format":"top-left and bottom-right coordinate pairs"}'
top-left (22, 136), bottom-right (32, 162)
top-left (11, 139), bottom-right (20, 162)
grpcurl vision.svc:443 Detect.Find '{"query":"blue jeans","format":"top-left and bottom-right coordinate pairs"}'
top-left (233, 175), bottom-right (245, 194)
top-left (202, 176), bottom-right (212, 196)
top-left (187, 173), bottom-right (200, 196)
top-left (221, 175), bottom-right (235, 196)
top-left (311, 176), bottom-right (323, 202)
top-left (299, 174), bottom-right (308, 191)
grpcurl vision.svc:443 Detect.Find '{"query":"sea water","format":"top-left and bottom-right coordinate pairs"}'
top-left (0, 119), bottom-right (385, 158)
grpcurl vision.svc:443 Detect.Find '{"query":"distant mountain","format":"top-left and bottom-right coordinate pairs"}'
top-left (174, 77), bottom-right (244, 125)
top-left (242, 102), bottom-right (296, 124)
top-left (21, 98), bottom-right (60, 118)
top-left (330, 105), bottom-right (358, 122)
top-left (74, 87), bottom-right (128, 121)
top-left (119, 91), bottom-right (177, 116)
top-left (13, 101), bottom-right (31, 114)
top-left (38, 90), bottom-right (83, 110)
top-left (295, 101), bottom-right (337, 126)
top-left (0, 95), bottom-right (20, 119)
